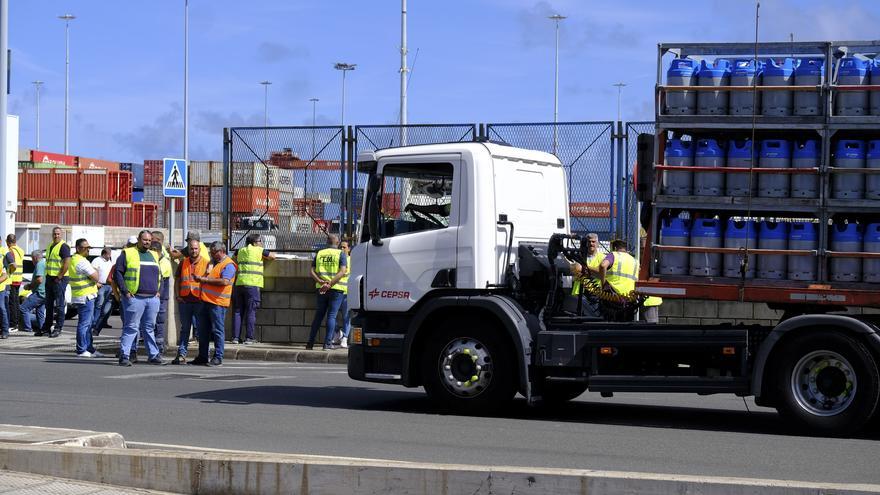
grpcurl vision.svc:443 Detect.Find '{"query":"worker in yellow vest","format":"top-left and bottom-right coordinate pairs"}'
top-left (113, 230), bottom-right (164, 366)
top-left (5, 234), bottom-right (25, 332)
top-left (192, 241), bottom-right (237, 366)
top-left (231, 233), bottom-right (275, 345)
top-left (307, 235), bottom-right (347, 350)
top-left (598, 239), bottom-right (639, 298)
top-left (332, 239), bottom-right (352, 348)
top-left (41, 227), bottom-right (72, 338)
top-left (0, 249), bottom-right (9, 339)
top-left (67, 238), bottom-right (105, 357)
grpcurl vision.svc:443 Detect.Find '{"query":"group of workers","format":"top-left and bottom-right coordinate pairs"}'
top-left (570, 233), bottom-right (662, 322)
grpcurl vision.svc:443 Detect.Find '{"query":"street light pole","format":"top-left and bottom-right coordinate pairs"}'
top-left (548, 14), bottom-right (565, 155)
top-left (334, 63), bottom-right (356, 127)
top-left (32, 81), bottom-right (43, 149)
top-left (181, 0), bottom-right (189, 246)
top-left (58, 14), bottom-right (75, 155)
top-left (399, 0), bottom-right (408, 146)
top-left (613, 82), bottom-right (626, 123)
top-left (260, 80), bottom-right (271, 161)
top-left (308, 97), bottom-right (318, 198)
top-left (334, 62), bottom-right (356, 234)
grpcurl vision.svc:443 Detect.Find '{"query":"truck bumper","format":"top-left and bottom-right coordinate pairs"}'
top-left (347, 342), bottom-right (405, 385)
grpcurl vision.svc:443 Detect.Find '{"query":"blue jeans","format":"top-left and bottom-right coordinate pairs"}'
top-left (74, 299), bottom-right (96, 354)
top-left (20, 293), bottom-right (46, 332)
top-left (90, 285), bottom-right (113, 334)
top-left (177, 300), bottom-right (202, 357)
top-left (308, 289), bottom-right (344, 347)
top-left (340, 294), bottom-right (351, 339)
top-left (0, 289), bottom-right (8, 336)
top-left (119, 295), bottom-right (160, 360)
top-left (41, 277), bottom-right (67, 334)
top-left (232, 286), bottom-right (260, 341)
top-left (198, 303), bottom-right (226, 361)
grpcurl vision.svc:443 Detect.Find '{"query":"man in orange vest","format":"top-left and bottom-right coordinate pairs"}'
top-left (172, 238), bottom-right (208, 365)
top-left (192, 241), bottom-right (237, 366)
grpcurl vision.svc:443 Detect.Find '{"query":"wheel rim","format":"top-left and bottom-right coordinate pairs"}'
top-left (790, 350), bottom-right (857, 417)
top-left (437, 337), bottom-right (493, 398)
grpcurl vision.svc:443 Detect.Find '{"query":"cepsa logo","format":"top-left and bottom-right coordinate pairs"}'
top-left (368, 288), bottom-right (411, 300)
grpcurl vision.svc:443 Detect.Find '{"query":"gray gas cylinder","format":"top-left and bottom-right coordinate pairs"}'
top-left (723, 219), bottom-right (756, 278)
top-left (659, 218), bottom-right (690, 275)
top-left (758, 140), bottom-right (791, 198)
top-left (697, 59), bottom-right (731, 115)
top-left (689, 218), bottom-right (722, 277)
top-left (666, 59), bottom-right (699, 115)
top-left (694, 139), bottom-right (725, 196)
top-left (835, 57), bottom-right (870, 116)
top-left (863, 223), bottom-right (880, 283)
top-left (757, 221), bottom-right (788, 279)
top-left (787, 222), bottom-right (818, 281)
top-left (726, 139), bottom-right (756, 197)
top-left (762, 58), bottom-right (795, 116)
top-left (729, 59), bottom-right (761, 115)
top-left (872, 61), bottom-right (880, 116)
top-left (794, 58), bottom-right (824, 116)
top-left (832, 140), bottom-right (866, 200)
top-left (830, 223), bottom-right (863, 282)
top-left (663, 139), bottom-right (694, 195)
top-left (791, 140), bottom-right (820, 198)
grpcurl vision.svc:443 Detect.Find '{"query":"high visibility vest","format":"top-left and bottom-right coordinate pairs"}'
top-left (314, 248), bottom-right (345, 292)
top-left (46, 241), bottom-right (68, 277)
top-left (644, 295), bottom-right (663, 307)
top-left (235, 245), bottom-right (265, 288)
top-left (178, 256), bottom-right (208, 299)
top-left (338, 254), bottom-right (350, 294)
top-left (158, 255), bottom-right (173, 279)
top-left (8, 245), bottom-right (23, 284)
top-left (572, 250), bottom-right (606, 296)
top-left (0, 261), bottom-right (7, 292)
top-left (122, 247), bottom-right (160, 295)
top-left (200, 256), bottom-right (236, 307)
top-left (68, 253), bottom-right (98, 299)
top-left (607, 251), bottom-right (638, 296)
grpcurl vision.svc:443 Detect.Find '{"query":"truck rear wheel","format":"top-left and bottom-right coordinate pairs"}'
top-left (421, 320), bottom-right (517, 414)
top-left (775, 332), bottom-right (880, 436)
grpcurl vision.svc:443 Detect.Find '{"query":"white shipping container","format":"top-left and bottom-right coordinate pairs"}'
top-left (210, 187), bottom-right (224, 210)
top-left (189, 212), bottom-right (210, 231)
top-left (266, 164), bottom-right (281, 189)
top-left (210, 213), bottom-right (224, 230)
top-left (189, 161), bottom-right (211, 186)
top-left (143, 185), bottom-right (164, 204)
top-left (232, 162), bottom-right (267, 187)
top-left (278, 168), bottom-right (295, 188)
top-left (210, 161), bottom-right (225, 186)
top-left (279, 191), bottom-right (295, 212)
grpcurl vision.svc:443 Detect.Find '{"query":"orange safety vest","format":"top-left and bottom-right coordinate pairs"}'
top-left (200, 256), bottom-right (236, 307)
top-left (179, 256), bottom-right (209, 300)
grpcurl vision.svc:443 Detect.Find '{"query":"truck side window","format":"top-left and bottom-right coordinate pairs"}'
top-left (379, 163), bottom-right (454, 238)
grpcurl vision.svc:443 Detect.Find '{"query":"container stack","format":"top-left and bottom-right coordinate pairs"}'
top-left (653, 40), bottom-right (880, 290)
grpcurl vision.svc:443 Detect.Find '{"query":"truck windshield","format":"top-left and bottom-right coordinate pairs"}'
top-left (379, 163), bottom-right (454, 238)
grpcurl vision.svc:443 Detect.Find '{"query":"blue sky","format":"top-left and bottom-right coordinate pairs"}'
top-left (8, 0), bottom-right (880, 163)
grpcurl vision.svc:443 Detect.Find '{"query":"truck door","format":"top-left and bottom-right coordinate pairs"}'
top-left (365, 155), bottom-right (460, 312)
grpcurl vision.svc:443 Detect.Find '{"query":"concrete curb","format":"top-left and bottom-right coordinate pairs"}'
top-left (0, 442), bottom-right (877, 495)
top-left (0, 424), bottom-right (125, 449)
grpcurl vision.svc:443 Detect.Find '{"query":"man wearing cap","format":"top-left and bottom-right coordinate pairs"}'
top-left (114, 230), bottom-right (164, 366)
top-left (5, 234), bottom-right (24, 332)
top-left (231, 233), bottom-right (274, 345)
top-left (192, 241), bottom-right (237, 366)
top-left (170, 231), bottom-right (209, 261)
top-left (68, 238), bottom-right (105, 358)
top-left (41, 227), bottom-right (71, 338)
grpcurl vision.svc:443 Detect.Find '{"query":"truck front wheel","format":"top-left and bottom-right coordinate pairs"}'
top-left (421, 320), bottom-right (517, 414)
top-left (775, 332), bottom-right (880, 436)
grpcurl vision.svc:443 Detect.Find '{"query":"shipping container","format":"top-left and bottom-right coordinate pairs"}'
top-left (128, 163), bottom-right (144, 189)
top-left (189, 212), bottom-right (210, 231)
top-left (187, 185), bottom-right (211, 212)
top-left (143, 185), bottom-right (164, 206)
top-left (210, 212), bottom-right (224, 230)
top-left (231, 162), bottom-right (279, 188)
top-left (80, 169), bottom-right (109, 201)
top-left (18, 148), bottom-right (31, 161)
top-left (230, 187), bottom-right (280, 213)
top-left (132, 190), bottom-right (144, 203)
top-left (292, 198), bottom-right (325, 218)
top-left (107, 203), bottom-right (132, 227)
top-left (17, 169), bottom-right (25, 196)
top-left (18, 160), bottom-right (33, 168)
top-left (279, 191), bottom-right (294, 211)
top-left (31, 150), bottom-right (76, 168)
top-left (52, 201), bottom-right (79, 225)
top-left (108, 170), bottom-right (133, 203)
top-left (23, 201), bottom-right (54, 224)
top-left (80, 202), bottom-right (107, 225)
top-left (52, 168), bottom-right (80, 200)
top-left (278, 168), bottom-right (295, 189)
top-left (144, 160), bottom-right (163, 186)
top-left (77, 156), bottom-right (120, 171)
top-left (210, 161), bottom-right (224, 186)
top-left (210, 186), bottom-right (223, 210)
top-left (24, 169), bottom-right (52, 200)
top-left (132, 203), bottom-right (158, 228)
top-left (155, 211), bottom-right (183, 230)
top-left (189, 161), bottom-right (211, 186)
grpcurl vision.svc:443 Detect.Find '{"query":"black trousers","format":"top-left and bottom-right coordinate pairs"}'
top-left (7, 285), bottom-right (19, 328)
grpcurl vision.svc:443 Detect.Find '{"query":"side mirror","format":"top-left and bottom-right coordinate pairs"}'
top-left (368, 174), bottom-right (383, 246)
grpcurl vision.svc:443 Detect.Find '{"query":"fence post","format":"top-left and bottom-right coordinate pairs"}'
top-left (223, 127), bottom-right (231, 243)
top-left (615, 120), bottom-right (626, 240)
top-left (346, 125), bottom-right (355, 239)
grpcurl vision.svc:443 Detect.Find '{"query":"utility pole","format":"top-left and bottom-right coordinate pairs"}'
top-left (548, 14), bottom-right (565, 155)
top-left (32, 81), bottom-right (43, 149)
top-left (0, 0), bottom-right (8, 238)
top-left (334, 62), bottom-right (356, 233)
top-left (613, 82), bottom-right (626, 123)
top-left (58, 14), bottom-right (75, 155)
top-left (260, 80), bottom-right (271, 160)
top-left (181, 0), bottom-right (189, 245)
top-left (308, 97), bottom-right (318, 198)
top-left (399, 0), bottom-right (408, 146)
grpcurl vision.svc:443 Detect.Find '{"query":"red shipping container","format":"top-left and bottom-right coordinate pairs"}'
top-left (144, 160), bottom-right (163, 186)
top-left (30, 150), bottom-right (76, 167)
top-left (52, 201), bottom-right (78, 225)
top-left (24, 201), bottom-right (55, 224)
top-left (52, 169), bottom-right (80, 200)
top-left (17, 170), bottom-right (25, 197)
top-left (187, 185), bottom-right (211, 212)
top-left (80, 202), bottom-right (107, 225)
top-left (15, 201), bottom-right (24, 219)
top-left (132, 203), bottom-right (158, 228)
top-left (24, 169), bottom-right (52, 200)
top-left (107, 203), bottom-right (132, 227)
top-left (80, 169), bottom-right (109, 201)
top-left (108, 170), bottom-right (133, 203)
top-left (77, 156), bottom-right (120, 171)
top-left (230, 187), bottom-right (280, 213)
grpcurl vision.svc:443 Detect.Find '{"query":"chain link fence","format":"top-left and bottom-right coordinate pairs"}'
top-left (624, 121), bottom-right (656, 250)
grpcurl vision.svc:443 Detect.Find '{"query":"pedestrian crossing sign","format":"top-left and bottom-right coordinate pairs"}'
top-left (163, 158), bottom-right (188, 198)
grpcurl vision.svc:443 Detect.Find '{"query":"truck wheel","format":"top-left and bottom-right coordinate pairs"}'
top-left (422, 322), bottom-right (517, 414)
top-left (539, 381), bottom-right (588, 405)
top-left (775, 333), bottom-right (880, 436)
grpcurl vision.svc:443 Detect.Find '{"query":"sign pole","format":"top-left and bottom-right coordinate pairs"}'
top-left (163, 158), bottom-right (188, 247)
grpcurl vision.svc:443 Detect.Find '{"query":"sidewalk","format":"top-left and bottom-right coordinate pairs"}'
top-left (0, 328), bottom-right (348, 365)
top-left (0, 470), bottom-right (177, 494)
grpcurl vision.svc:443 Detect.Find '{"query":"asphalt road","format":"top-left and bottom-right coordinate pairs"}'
top-left (1, 349), bottom-right (878, 485)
